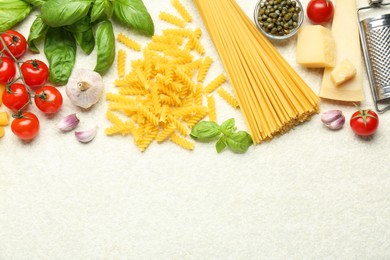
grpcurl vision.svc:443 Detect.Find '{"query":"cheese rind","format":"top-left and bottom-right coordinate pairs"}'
top-left (331, 59), bottom-right (356, 86)
top-left (319, 0), bottom-right (364, 102)
top-left (296, 25), bottom-right (335, 68)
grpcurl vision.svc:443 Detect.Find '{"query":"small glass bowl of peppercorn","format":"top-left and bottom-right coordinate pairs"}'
top-left (254, 0), bottom-right (304, 40)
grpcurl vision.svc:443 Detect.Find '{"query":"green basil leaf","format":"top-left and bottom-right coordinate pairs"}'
top-left (91, 0), bottom-right (114, 23)
top-left (113, 0), bottom-right (154, 36)
top-left (27, 15), bottom-right (48, 53)
top-left (44, 27), bottom-right (76, 85)
top-left (94, 20), bottom-right (115, 74)
top-left (225, 131), bottom-right (253, 153)
top-left (64, 16), bottom-right (91, 34)
top-left (73, 29), bottom-right (95, 55)
top-left (41, 0), bottom-right (93, 27)
top-left (0, 0), bottom-right (32, 32)
top-left (220, 118), bottom-right (236, 136)
top-left (22, 0), bottom-right (46, 7)
top-left (216, 136), bottom-right (227, 153)
top-left (190, 121), bottom-right (221, 142)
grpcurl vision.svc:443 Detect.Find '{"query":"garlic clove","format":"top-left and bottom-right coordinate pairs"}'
top-left (321, 110), bottom-right (343, 125)
top-left (57, 113), bottom-right (80, 132)
top-left (75, 126), bottom-right (97, 143)
top-left (65, 69), bottom-right (104, 109)
top-left (325, 114), bottom-right (345, 130)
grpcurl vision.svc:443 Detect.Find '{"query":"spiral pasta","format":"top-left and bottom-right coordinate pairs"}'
top-left (159, 12), bottom-right (186, 28)
top-left (117, 33), bottom-right (141, 51)
top-left (203, 74), bottom-right (227, 94)
top-left (217, 87), bottom-right (240, 109)
top-left (171, 0), bottom-right (192, 22)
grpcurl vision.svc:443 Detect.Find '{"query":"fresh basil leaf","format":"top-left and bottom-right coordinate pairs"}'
top-left (220, 118), bottom-right (236, 136)
top-left (216, 136), bottom-right (227, 153)
top-left (23, 0), bottom-right (46, 7)
top-left (94, 20), bottom-right (115, 74)
top-left (41, 0), bottom-right (94, 27)
top-left (73, 28), bottom-right (95, 55)
top-left (190, 121), bottom-right (221, 142)
top-left (27, 15), bottom-right (48, 53)
top-left (44, 27), bottom-right (76, 85)
top-left (113, 0), bottom-right (154, 36)
top-left (0, 0), bottom-right (32, 32)
top-left (225, 131), bottom-right (253, 154)
top-left (64, 16), bottom-right (91, 34)
top-left (91, 0), bottom-right (114, 23)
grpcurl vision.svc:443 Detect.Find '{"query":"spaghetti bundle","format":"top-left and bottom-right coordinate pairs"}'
top-left (194, 0), bottom-right (319, 144)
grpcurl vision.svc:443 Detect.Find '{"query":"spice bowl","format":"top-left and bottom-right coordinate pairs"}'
top-left (254, 0), bottom-right (304, 40)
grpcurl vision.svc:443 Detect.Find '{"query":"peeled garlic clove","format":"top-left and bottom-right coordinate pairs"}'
top-left (321, 110), bottom-right (343, 125)
top-left (326, 114), bottom-right (345, 130)
top-left (65, 69), bottom-right (104, 109)
top-left (57, 113), bottom-right (80, 132)
top-left (75, 126), bottom-right (97, 143)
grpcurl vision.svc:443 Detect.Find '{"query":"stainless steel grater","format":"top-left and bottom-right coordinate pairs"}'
top-left (358, 0), bottom-right (390, 113)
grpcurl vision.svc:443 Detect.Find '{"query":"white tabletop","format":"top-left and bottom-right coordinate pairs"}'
top-left (1, 0), bottom-right (390, 258)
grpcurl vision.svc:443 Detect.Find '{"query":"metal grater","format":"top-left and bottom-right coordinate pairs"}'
top-left (358, 0), bottom-right (390, 113)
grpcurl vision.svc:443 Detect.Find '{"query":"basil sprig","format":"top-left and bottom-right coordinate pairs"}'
top-left (190, 118), bottom-right (253, 154)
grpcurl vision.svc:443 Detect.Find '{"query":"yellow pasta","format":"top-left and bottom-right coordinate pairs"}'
top-left (117, 49), bottom-right (126, 78)
top-left (171, 0), bottom-right (192, 22)
top-left (159, 12), bottom-right (186, 28)
top-left (207, 95), bottom-right (217, 122)
top-left (203, 74), bottom-right (226, 94)
top-left (170, 133), bottom-right (195, 150)
top-left (0, 111), bottom-right (9, 126)
top-left (117, 33), bottom-right (141, 51)
top-left (106, 15), bottom-right (236, 151)
top-left (217, 87), bottom-right (239, 109)
top-left (197, 56), bottom-right (213, 83)
top-left (194, 0), bottom-right (319, 143)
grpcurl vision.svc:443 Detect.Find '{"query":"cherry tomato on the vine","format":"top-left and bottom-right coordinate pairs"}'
top-left (0, 30), bottom-right (27, 58)
top-left (306, 0), bottom-right (334, 24)
top-left (34, 85), bottom-right (63, 114)
top-left (21, 59), bottom-right (49, 88)
top-left (0, 56), bottom-right (16, 84)
top-left (350, 108), bottom-right (379, 137)
top-left (2, 83), bottom-right (29, 112)
top-left (11, 112), bottom-right (40, 141)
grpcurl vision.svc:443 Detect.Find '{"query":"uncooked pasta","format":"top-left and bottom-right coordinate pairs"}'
top-left (194, 0), bottom-right (319, 143)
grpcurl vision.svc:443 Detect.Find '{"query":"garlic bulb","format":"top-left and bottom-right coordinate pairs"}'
top-left (65, 69), bottom-right (104, 109)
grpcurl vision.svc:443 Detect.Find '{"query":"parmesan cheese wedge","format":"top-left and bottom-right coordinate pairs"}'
top-left (319, 0), bottom-right (365, 102)
top-left (331, 59), bottom-right (356, 86)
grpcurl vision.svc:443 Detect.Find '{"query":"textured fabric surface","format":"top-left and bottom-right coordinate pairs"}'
top-left (1, 0), bottom-right (389, 259)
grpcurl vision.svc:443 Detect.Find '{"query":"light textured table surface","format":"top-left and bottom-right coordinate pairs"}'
top-left (1, 0), bottom-right (390, 259)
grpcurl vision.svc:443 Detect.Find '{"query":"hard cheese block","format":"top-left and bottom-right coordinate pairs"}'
top-left (319, 0), bottom-right (364, 102)
top-left (331, 59), bottom-right (356, 86)
top-left (296, 25), bottom-right (335, 68)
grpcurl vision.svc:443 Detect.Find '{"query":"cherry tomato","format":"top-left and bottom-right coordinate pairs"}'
top-left (21, 59), bottom-right (49, 88)
top-left (350, 108), bottom-right (379, 137)
top-left (306, 0), bottom-right (334, 24)
top-left (0, 30), bottom-right (27, 58)
top-left (2, 83), bottom-right (29, 112)
top-left (0, 57), bottom-right (17, 84)
top-left (34, 85), bottom-right (63, 114)
top-left (11, 112), bottom-right (40, 141)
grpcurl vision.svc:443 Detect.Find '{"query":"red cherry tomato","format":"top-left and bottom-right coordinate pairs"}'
top-left (350, 108), bottom-right (379, 137)
top-left (2, 83), bottom-right (29, 111)
top-left (0, 30), bottom-right (27, 58)
top-left (21, 59), bottom-right (49, 88)
top-left (306, 0), bottom-right (334, 24)
top-left (0, 57), bottom-right (17, 84)
top-left (11, 112), bottom-right (40, 141)
top-left (34, 85), bottom-right (63, 114)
